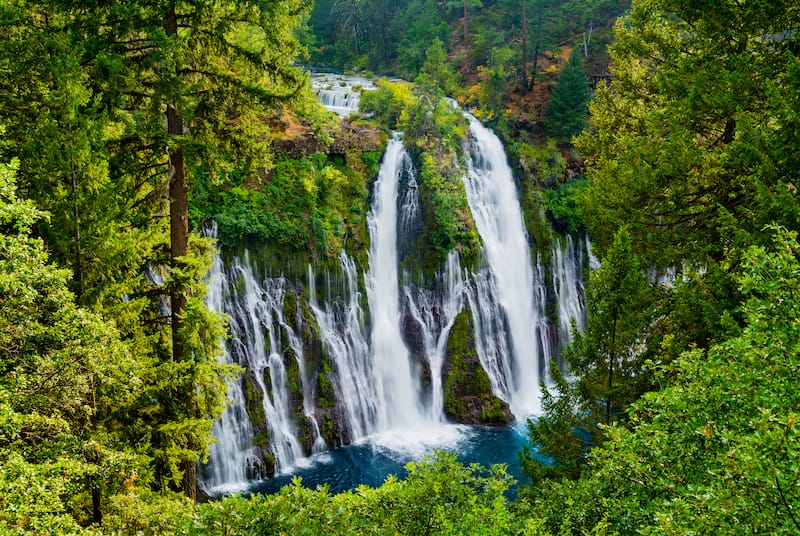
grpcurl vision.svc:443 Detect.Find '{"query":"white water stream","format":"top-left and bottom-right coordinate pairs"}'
top-left (311, 72), bottom-right (376, 116)
top-left (461, 114), bottom-right (549, 416)
top-left (201, 82), bottom-right (592, 490)
top-left (365, 137), bottom-right (425, 430)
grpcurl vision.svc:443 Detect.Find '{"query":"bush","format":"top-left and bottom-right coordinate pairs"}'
top-left (359, 80), bottom-right (415, 129)
top-left (184, 452), bottom-right (536, 535)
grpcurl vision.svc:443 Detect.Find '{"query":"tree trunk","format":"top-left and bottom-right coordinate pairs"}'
top-left (583, 16), bottom-right (593, 57)
top-left (92, 482), bottom-right (102, 525)
top-left (181, 455), bottom-right (197, 502)
top-left (71, 167), bottom-right (84, 300)
top-left (165, 2), bottom-right (195, 502)
top-left (528, 45), bottom-right (539, 92)
top-left (463, 0), bottom-right (468, 46)
top-left (166, 116), bottom-right (188, 364)
top-left (606, 319), bottom-right (616, 425)
top-left (521, 0), bottom-right (528, 92)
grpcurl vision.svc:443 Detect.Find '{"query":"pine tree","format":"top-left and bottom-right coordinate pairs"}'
top-left (0, 0), bottom-right (310, 501)
top-left (545, 51), bottom-right (590, 143)
top-left (416, 38), bottom-right (460, 97)
top-left (523, 227), bottom-right (653, 481)
top-left (101, 0), bottom-right (308, 500)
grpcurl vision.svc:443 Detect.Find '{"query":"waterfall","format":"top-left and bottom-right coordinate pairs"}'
top-left (201, 251), bottom-right (258, 492)
top-left (228, 258), bottom-right (305, 471)
top-left (307, 252), bottom-right (375, 439)
top-left (202, 85), bottom-right (595, 487)
top-left (364, 136), bottom-right (426, 430)
top-left (202, 248), bottom-right (335, 491)
top-left (398, 171), bottom-right (421, 267)
top-left (461, 114), bottom-right (549, 417)
top-left (550, 235), bottom-right (586, 352)
top-left (464, 269), bottom-right (513, 401)
top-left (281, 290), bottom-right (327, 455)
top-left (308, 138), bottom-right (465, 445)
top-left (402, 250), bottom-right (465, 421)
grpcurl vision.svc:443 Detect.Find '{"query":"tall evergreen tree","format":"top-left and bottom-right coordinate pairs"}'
top-left (98, 0), bottom-right (309, 500)
top-left (576, 0), bottom-right (800, 267)
top-left (523, 227), bottom-right (653, 481)
top-left (0, 155), bottom-right (162, 531)
top-left (0, 0), bottom-right (310, 502)
top-left (416, 38), bottom-right (460, 97)
top-left (574, 0), bottom-right (800, 359)
top-left (545, 51), bottom-right (590, 143)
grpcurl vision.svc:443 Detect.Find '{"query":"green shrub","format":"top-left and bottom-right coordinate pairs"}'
top-left (545, 178), bottom-right (587, 234)
top-left (184, 452), bottom-right (536, 535)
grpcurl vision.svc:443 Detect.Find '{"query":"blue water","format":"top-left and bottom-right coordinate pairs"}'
top-left (245, 423), bottom-right (535, 497)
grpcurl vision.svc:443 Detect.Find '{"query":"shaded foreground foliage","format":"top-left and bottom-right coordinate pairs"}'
top-left (522, 227), bottom-right (800, 535)
top-left (185, 452), bottom-right (535, 536)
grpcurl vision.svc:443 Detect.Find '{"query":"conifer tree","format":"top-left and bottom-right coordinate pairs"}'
top-left (416, 38), bottom-right (460, 97)
top-left (101, 0), bottom-right (308, 500)
top-left (0, 0), bottom-right (310, 501)
top-left (545, 51), bottom-right (590, 143)
top-left (523, 227), bottom-right (653, 481)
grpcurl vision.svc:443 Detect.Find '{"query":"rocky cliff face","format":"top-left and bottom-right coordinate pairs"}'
top-left (271, 119), bottom-right (383, 159)
top-left (442, 309), bottom-right (513, 425)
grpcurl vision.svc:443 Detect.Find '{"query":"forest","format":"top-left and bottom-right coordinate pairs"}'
top-left (1, 0), bottom-right (799, 534)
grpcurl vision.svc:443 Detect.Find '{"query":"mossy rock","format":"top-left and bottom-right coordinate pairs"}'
top-left (443, 308), bottom-right (512, 425)
top-left (316, 353), bottom-right (337, 410)
top-left (283, 290), bottom-right (299, 328)
top-left (319, 413), bottom-right (337, 446)
top-left (410, 146), bottom-right (481, 278)
top-left (260, 452), bottom-right (276, 477)
top-left (243, 375), bottom-right (267, 428)
top-left (253, 430), bottom-right (271, 448)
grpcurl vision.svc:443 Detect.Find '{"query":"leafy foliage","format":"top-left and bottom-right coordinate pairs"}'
top-left (523, 228), bottom-right (654, 482)
top-left (577, 0), bottom-right (800, 268)
top-left (185, 452), bottom-right (538, 535)
top-left (190, 150), bottom-right (373, 264)
top-left (527, 228), bottom-right (800, 535)
top-left (0, 0), bottom-right (311, 509)
top-left (543, 177), bottom-right (586, 234)
top-left (0, 157), bottom-right (196, 534)
top-left (416, 38), bottom-right (462, 98)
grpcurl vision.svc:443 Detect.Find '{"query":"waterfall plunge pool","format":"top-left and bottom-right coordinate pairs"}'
top-left (207, 422), bottom-right (541, 498)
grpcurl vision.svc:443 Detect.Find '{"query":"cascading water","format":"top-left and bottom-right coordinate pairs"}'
top-left (461, 113), bottom-right (549, 417)
top-left (201, 250), bottom-right (259, 492)
top-left (464, 269), bottom-right (513, 400)
top-left (307, 252), bottom-right (375, 439)
top-left (227, 257), bottom-right (305, 470)
top-left (201, 249), bottom-right (335, 492)
top-left (311, 72), bottom-right (376, 116)
top-left (402, 250), bottom-right (464, 421)
top-left (304, 138), bottom-right (467, 455)
top-left (364, 136), bottom-right (427, 430)
top-left (551, 235), bottom-right (587, 350)
top-left (202, 81), bottom-right (595, 490)
top-left (398, 172), bottom-right (422, 266)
